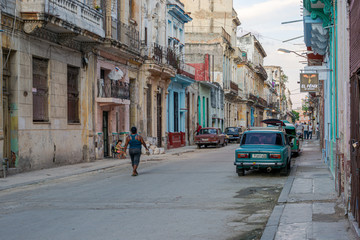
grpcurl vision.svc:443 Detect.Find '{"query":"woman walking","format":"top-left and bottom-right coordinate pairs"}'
top-left (124, 127), bottom-right (149, 176)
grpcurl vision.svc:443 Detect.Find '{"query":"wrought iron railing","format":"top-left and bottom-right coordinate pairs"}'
top-left (255, 64), bottom-right (268, 80)
top-left (258, 97), bottom-right (268, 107)
top-left (153, 43), bottom-right (163, 63)
top-left (117, 21), bottom-right (140, 53)
top-left (98, 79), bottom-right (130, 100)
top-left (166, 47), bottom-right (179, 69)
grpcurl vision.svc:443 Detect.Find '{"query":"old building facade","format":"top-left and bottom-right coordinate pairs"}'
top-left (237, 33), bottom-right (268, 127)
top-left (0, 0), bottom-right (106, 171)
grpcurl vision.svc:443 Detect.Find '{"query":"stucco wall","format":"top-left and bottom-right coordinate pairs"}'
top-left (8, 36), bottom-right (95, 171)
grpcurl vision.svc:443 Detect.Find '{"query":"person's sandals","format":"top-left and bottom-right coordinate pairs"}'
top-left (132, 172), bottom-right (138, 176)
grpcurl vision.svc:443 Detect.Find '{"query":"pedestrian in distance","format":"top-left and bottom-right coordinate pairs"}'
top-left (304, 122), bottom-right (309, 140)
top-left (309, 122), bottom-right (313, 139)
top-left (316, 122), bottom-right (320, 139)
top-left (123, 127), bottom-right (149, 176)
top-left (195, 122), bottom-right (202, 135)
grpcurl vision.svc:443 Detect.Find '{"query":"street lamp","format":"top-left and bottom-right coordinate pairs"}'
top-left (277, 48), bottom-right (309, 59)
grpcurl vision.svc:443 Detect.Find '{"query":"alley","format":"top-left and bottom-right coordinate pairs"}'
top-left (0, 144), bottom-right (287, 240)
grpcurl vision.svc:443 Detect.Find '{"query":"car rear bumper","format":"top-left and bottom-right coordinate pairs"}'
top-left (234, 162), bottom-right (281, 166)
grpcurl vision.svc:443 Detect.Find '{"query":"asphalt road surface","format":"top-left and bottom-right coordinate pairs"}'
top-left (0, 144), bottom-right (287, 240)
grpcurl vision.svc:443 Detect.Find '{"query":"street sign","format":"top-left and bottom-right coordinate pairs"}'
top-left (300, 73), bottom-right (319, 92)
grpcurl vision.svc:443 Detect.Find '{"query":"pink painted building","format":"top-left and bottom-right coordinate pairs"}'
top-left (94, 51), bottom-right (130, 159)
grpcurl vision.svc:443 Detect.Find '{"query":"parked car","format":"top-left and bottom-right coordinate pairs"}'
top-left (283, 122), bottom-right (301, 156)
top-left (224, 127), bottom-right (242, 143)
top-left (234, 126), bottom-right (292, 176)
top-left (195, 127), bottom-right (226, 148)
top-left (262, 119), bottom-right (301, 156)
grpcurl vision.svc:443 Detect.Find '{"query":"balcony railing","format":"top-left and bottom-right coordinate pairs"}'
top-left (249, 93), bottom-right (258, 102)
top-left (116, 21), bottom-right (140, 53)
top-left (222, 27), bottom-right (231, 44)
top-left (178, 61), bottom-right (195, 79)
top-left (258, 97), bottom-right (268, 107)
top-left (98, 79), bottom-right (130, 100)
top-left (255, 64), bottom-right (268, 81)
top-left (153, 43), bottom-right (163, 63)
top-left (22, 0), bottom-right (105, 37)
top-left (166, 47), bottom-right (179, 69)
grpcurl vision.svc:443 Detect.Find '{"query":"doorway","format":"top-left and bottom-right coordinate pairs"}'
top-left (103, 111), bottom-right (109, 157)
top-left (351, 73), bottom-right (360, 226)
top-left (3, 53), bottom-right (11, 166)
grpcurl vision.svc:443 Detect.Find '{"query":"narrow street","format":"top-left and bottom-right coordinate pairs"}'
top-left (0, 144), bottom-right (287, 240)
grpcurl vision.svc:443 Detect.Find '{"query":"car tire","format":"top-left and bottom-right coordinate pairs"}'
top-left (197, 144), bottom-right (201, 149)
top-left (237, 169), bottom-right (245, 176)
top-left (280, 160), bottom-right (290, 176)
top-left (237, 139), bottom-right (240, 143)
top-left (216, 142), bottom-right (221, 148)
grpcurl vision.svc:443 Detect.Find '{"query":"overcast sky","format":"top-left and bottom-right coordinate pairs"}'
top-left (234, 0), bottom-right (306, 109)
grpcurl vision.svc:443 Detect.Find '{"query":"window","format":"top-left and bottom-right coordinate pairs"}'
top-left (241, 133), bottom-right (283, 146)
top-left (144, 27), bottom-right (148, 46)
top-left (33, 57), bottom-right (49, 122)
top-left (67, 66), bottom-right (80, 123)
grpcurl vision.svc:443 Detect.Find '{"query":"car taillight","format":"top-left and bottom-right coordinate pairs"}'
top-left (296, 140), bottom-right (299, 146)
top-left (269, 154), bottom-right (281, 159)
top-left (238, 153), bottom-right (249, 158)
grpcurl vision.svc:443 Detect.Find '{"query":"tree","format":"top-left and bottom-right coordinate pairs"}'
top-left (291, 110), bottom-right (300, 123)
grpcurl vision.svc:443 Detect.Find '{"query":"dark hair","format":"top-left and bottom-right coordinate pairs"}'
top-left (131, 127), bottom-right (137, 134)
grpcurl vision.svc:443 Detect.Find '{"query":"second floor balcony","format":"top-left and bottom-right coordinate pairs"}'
top-left (97, 79), bottom-right (130, 105)
top-left (255, 64), bottom-right (268, 81)
top-left (113, 21), bottom-right (140, 54)
top-left (22, 0), bottom-right (104, 38)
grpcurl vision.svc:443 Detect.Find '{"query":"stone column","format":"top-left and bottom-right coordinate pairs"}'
top-left (106, 0), bottom-right (112, 38)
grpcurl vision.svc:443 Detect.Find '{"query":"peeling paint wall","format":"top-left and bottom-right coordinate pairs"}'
top-left (4, 34), bottom-right (96, 171)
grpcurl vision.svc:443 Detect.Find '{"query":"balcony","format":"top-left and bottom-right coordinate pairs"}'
top-left (255, 64), bottom-right (268, 81)
top-left (222, 27), bottom-right (231, 44)
top-left (22, 0), bottom-right (104, 39)
top-left (166, 47), bottom-right (179, 69)
top-left (178, 62), bottom-right (195, 79)
top-left (153, 43), bottom-right (163, 63)
top-left (115, 22), bottom-right (140, 54)
top-left (249, 93), bottom-right (258, 102)
top-left (258, 97), bottom-right (268, 107)
top-left (97, 79), bottom-right (130, 106)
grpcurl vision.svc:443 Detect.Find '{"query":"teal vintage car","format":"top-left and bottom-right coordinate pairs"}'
top-left (283, 122), bottom-right (301, 156)
top-left (234, 127), bottom-right (292, 176)
top-left (262, 119), bottom-right (301, 156)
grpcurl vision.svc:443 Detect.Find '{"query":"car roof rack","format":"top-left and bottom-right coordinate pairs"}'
top-left (247, 126), bottom-right (283, 131)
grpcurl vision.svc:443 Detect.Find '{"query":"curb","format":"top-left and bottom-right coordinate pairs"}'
top-left (260, 162), bottom-right (297, 240)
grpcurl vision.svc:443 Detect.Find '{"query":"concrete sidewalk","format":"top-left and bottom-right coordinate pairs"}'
top-left (0, 145), bottom-right (197, 191)
top-left (261, 139), bottom-right (359, 240)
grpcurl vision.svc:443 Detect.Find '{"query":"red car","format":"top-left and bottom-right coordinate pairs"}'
top-left (195, 127), bottom-right (226, 148)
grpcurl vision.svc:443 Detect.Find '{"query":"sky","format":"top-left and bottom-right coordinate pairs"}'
top-left (234, 0), bottom-right (306, 109)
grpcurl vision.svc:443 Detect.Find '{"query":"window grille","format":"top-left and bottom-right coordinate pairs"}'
top-left (67, 66), bottom-right (80, 123)
top-left (33, 57), bottom-right (49, 122)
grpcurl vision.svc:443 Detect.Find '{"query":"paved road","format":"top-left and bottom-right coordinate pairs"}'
top-left (0, 144), bottom-right (287, 240)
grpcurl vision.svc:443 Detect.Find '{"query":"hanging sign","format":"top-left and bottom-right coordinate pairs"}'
top-left (300, 73), bottom-right (319, 92)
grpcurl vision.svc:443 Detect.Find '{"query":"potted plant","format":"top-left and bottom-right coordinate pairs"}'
top-left (94, 5), bottom-right (102, 12)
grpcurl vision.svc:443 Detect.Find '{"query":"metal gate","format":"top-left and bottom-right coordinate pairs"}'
top-left (350, 73), bottom-right (360, 227)
top-left (157, 93), bottom-right (162, 147)
top-left (103, 111), bottom-right (109, 157)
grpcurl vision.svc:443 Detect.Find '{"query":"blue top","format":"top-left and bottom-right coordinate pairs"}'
top-left (129, 134), bottom-right (142, 149)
